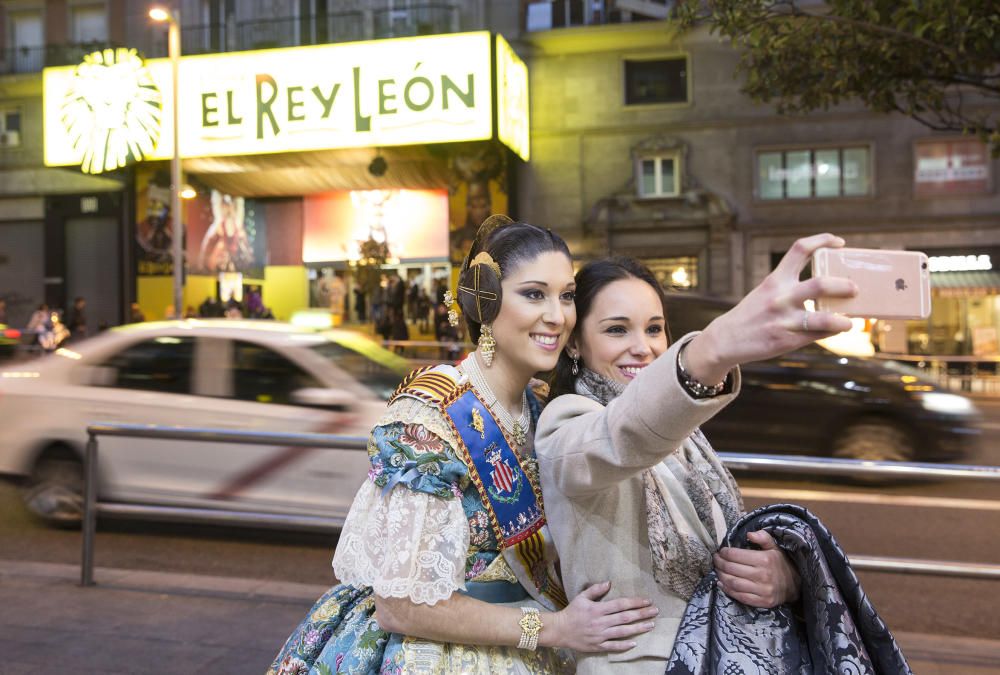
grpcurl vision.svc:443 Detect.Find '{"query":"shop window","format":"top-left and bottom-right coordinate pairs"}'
top-left (0, 109), bottom-right (21, 148)
top-left (637, 154), bottom-right (680, 198)
top-left (756, 146), bottom-right (871, 200)
top-left (624, 58), bottom-right (687, 106)
top-left (100, 337), bottom-right (196, 395)
top-left (70, 3), bottom-right (107, 43)
top-left (645, 256), bottom-right (699, 291)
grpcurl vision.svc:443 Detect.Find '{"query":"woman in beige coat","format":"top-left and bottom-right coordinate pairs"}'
top-left (535, 234), bottom-right (858, 673)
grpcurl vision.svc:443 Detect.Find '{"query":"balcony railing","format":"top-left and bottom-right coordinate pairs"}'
top-left (0, 42), bottom-right (124, 75)
top-left (372, 3), bottom-right (460, 38)
top-left (0, 5), bottom-right (461, 74)
top-left (145, 5), bottom-right (459, 59)
top-left (524, 0), bottom-right (673, 32)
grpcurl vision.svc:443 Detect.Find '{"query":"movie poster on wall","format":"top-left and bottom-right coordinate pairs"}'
top-left (184, 189), bottom-right (266, 279)
top-left (134, 166), bottom-right (175, 276)
top-left (448, 144), bottom-right (508, 265)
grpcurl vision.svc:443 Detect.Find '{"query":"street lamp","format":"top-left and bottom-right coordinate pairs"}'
top-left (149, 5), bottom-right (183, 318)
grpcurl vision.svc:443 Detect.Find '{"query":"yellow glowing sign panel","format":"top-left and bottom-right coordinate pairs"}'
top-left (47, 48), bottom-right (163, 174)
top-left (45, 32), bottom-right (494, 167)
top-left (496, 35), bottom-right (530, 161)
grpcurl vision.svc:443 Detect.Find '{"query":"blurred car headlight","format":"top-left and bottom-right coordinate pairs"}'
top-left (917, 392), bottom-right (977, 416)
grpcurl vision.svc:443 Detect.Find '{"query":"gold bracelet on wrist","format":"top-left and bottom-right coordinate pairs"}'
top-left (517, 607), bottom-right (542, 651)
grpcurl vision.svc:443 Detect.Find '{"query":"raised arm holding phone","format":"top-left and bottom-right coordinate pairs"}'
top-left (537, 233), bottom-right (911, 673)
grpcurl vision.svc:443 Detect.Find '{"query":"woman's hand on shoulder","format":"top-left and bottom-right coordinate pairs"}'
top-left (543, 581), bottom-right (658, 653)
top-left (713, 530), bottom-right (801, 608)
top-left (684, 233), bottom-right (858, 383)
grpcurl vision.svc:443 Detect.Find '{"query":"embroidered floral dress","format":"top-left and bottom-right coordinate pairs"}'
top-left (267, 387), bottom-right (572, 675)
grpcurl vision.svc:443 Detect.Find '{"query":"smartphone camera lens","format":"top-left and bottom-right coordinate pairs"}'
top-left (922, 262), bottom-right (928, 269)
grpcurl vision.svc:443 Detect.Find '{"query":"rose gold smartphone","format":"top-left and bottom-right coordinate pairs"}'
top-left (811, 247), bottom-right (931, 319)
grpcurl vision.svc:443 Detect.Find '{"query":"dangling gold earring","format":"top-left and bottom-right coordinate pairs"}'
top-left (571, 353), bottom-right (579, 376)
top-left (479, 323), bottom-right (496, 367)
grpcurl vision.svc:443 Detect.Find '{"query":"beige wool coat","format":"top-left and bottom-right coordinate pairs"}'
top-left (535, 336), bottom-right (740, 674)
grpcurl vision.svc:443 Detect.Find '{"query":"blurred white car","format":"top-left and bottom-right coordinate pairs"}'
top-left (0, 320), bottom-right (410, 526)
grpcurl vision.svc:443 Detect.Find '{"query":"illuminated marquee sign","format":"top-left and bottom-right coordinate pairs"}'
top-left (496, 34), bottom-right (529, 161)
top-left (52, 48), bottom-right (163, 174)
top-left (45, 32), bottom-right (530, 170)
top-left (928, 254), bottom-right (993, 273)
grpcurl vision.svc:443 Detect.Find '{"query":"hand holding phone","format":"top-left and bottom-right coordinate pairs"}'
top-left (811, 248), bottom-right (931, 320)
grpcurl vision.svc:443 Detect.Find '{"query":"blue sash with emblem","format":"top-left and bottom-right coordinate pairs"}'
top-left (443, 384), bottom-right (567, 610)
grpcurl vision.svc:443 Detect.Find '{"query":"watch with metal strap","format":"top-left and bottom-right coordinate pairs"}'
top-left (677, 342), bottom-right (728, 399)
top-left (517, 607), bottom-right (542, 651)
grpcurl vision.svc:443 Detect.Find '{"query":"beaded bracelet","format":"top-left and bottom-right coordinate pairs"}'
top-left (677, 343), bottom-right (728, 399)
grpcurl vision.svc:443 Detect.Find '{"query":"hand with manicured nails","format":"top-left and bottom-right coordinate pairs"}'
top-left (683, 233), bottom-right (859, 386)
top-left (712, 530), bottom-right (801, 608)
top-left (544, 580), bottom-right (659, 652)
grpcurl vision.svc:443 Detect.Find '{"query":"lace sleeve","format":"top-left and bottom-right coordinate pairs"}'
top-left (333, 418), bottom-right (471, 606)
top-left (334, 480), bottom-right (469, 605)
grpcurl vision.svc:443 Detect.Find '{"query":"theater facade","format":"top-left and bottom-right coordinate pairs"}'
top-left (42, 31), bottom-right (529, 322)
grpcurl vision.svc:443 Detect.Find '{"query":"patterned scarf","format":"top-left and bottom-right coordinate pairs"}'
top-left (574, 367), bottom-right (744, 599)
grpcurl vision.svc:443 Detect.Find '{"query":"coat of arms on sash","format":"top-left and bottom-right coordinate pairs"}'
top-left (485, 443), bottom-right (521, 500)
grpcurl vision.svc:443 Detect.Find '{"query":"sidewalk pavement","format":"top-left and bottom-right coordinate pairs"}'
top-left (2, 559), bottom-right (999, 674)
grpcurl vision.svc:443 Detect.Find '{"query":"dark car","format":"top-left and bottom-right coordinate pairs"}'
top-left (663, 293), bottom-right (981, 462)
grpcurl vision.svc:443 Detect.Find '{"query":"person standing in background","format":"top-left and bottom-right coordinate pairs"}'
top-left (353, 286), bottom-right (366, 322)
top-left (67, 297), bottom-right (87, 340)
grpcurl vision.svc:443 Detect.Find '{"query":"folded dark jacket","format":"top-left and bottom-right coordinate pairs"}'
top-left (665, 503), bottom-right (912, 674)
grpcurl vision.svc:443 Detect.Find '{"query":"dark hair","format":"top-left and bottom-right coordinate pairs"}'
top-left (550, 257), bottom-right (668, 398)
top-left (457, 215), bottom-right (571, 342)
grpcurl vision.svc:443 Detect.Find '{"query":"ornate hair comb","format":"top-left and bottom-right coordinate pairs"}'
top-left (469, 251), bottom-right (502, 279)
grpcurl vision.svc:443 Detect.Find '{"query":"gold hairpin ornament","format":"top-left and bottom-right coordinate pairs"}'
top-left (469, 252), bottom-right (502, 279)
top-left (443, 289), bottom-right (459, 327)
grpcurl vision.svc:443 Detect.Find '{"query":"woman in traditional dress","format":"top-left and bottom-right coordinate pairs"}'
top-left (268, 217), bottom-right (658, 675)
top-left (535, 234), bottom-right (861, 673)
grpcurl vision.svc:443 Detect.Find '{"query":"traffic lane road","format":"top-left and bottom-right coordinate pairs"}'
top-left (0, 482), bottom-right (336, 586)
top-left (973, 397), bottom-right (1000, 466)
top-left (740, 488), bottom-right (1000, 641)
top-left (4, 480), bottom-right (1000, 641)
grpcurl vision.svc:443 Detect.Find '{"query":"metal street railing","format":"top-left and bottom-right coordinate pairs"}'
top-left (80, 424), bottom-right (1000, 586)
top-left (81, 423), bottom-right (368, 586)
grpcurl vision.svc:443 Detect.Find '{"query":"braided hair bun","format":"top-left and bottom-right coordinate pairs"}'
top-left (456, 214), bottom-right (512, 327)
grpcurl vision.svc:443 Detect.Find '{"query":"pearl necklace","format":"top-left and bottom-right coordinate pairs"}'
top-left (461, 354), bottom-right (530, 447)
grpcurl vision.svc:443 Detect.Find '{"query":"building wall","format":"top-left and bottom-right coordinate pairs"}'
top-left (520, 20), bottom-right (1000, 299)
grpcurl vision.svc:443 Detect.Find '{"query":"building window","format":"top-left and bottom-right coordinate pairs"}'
top-left (914, 138), bottom-right (991, 198)
top-left (624, 58), bottom-right (687, 105)
top-left (637, 155), bottom-right (680, 198)
top-left (8, 8), bottom-right (45, 72)
top-left (757, 146), bottom-right (871, 200)
top-left (70, 3), bottom-right (108, 43)
top-left (0, 109), bottom-right (21, 148)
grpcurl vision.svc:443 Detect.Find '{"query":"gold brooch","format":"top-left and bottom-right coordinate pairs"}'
top-left (470, 407), bottom-right (485, 439)
top-left (512, 421), bottom-right (527, 447)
